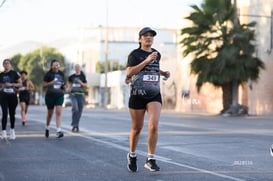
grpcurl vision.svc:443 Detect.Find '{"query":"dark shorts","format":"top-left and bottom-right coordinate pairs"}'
top-left (19, 94), bottom-right (30, 105)
top-left (45, 96), bottom-right (64, 109)
top-left (129, 93), bottom-right (162, 109)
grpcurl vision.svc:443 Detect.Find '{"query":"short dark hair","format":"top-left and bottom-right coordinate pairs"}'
top-left (3, 58), bottom-right (11, 65)
top-left (20, 70), bottom-right (28, 75)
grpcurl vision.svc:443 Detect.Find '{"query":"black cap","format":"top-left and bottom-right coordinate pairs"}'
top-left (139, 27), bottom-right (157, 37)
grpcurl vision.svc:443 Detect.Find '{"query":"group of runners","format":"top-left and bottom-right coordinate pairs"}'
top-left (0, 27), bottom-right (170, 172)
top-left (0, 59), bottom-right (87, 139)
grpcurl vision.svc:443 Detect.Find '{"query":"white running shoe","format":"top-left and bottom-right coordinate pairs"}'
top-left (2, 130), bottom-right (7, 139)
top-left (10, 129), bottom-right (16, 140)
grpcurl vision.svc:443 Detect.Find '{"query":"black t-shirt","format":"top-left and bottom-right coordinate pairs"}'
top-left (68, 72), bottom-right (87, 93)
top-left (0, 70), bottom-right (20, 94)
top-left (43, 70), bottom-right (65, 97)
top-left (127, 48), bottom-right (161, 99)
top-left (18, 79), bottom-right (30, 97)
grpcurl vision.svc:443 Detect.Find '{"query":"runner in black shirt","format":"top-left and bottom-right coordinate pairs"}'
top-left (126, 27), bottom-right (170, 172)
top-left (0, 59), bottom-right (22, 140)
top-left (43, 59), bottom-right (66, 138)
top-left (18, 70), bottom-right (35, 126)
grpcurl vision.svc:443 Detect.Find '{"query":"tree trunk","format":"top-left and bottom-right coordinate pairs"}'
top-left (221, 82), bottom-right (233, 113)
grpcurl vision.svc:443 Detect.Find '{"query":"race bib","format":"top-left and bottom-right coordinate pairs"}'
top-left (18, 87), bottom-right (26, 91)
top-left (3, 88), bottom-right (15, 93)
top-left (72, 83), bottom-right (81, 87)
top-left (53, 84), bottom-right (61, 89)
top-left (143, 74), bottom-right (159, 83)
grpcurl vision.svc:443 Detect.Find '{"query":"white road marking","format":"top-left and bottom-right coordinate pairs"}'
top-left (32, 119), bottom-right (246, 181)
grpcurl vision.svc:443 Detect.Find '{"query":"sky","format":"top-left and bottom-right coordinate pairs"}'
top-left (0, 0), bottom-right (202, 47)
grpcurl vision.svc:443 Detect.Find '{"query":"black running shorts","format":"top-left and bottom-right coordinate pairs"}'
top-left (129, 93), bottom-right (162, 109)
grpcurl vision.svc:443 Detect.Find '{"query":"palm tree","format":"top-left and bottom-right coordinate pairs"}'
top-left (180, 0), bottom-right (265, 115)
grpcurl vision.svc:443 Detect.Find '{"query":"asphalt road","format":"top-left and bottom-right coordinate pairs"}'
top-left (0, 105), bottom-right (273, 181)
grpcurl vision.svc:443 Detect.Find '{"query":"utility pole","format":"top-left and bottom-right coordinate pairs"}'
top-left (40, 47), bottom-right (44, 105)
top-left (103, 0), bottom-right (109, 108)
top-left (232, 0), bottom-right (239, 108)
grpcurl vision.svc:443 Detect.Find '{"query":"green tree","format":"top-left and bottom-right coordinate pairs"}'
top-left (96, 61), bottom-right (104, 73)
top-left (181, 0), bottom-right (265, 114)
top-left (96, 60), bottom-right (126, 73)
top-left (10, 53), bottom-right (22, 72)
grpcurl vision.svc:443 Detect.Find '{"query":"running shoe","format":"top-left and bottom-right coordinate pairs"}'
top-left (72, 127), bottom-right (79, 132)
top-left (56, 131), bottom-right (64, 138)
top-left (10, 129), bottom-right (16, 140)
top-left (127, 153), bottom-right (137, 172)
top-left (144, 159), bottom-right (160, 172)
top-left (270, 145), bottom-right (273, 157)
top-left (2, 130), bottom-right (7, 139)
top-left (72, 127), bottom-right (76, 132)
top-left (45, 129), bottom-right (49, 138)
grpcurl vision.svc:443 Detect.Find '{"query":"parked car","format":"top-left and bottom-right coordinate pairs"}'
top-left (63, 94), bottom-right (72, 107)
